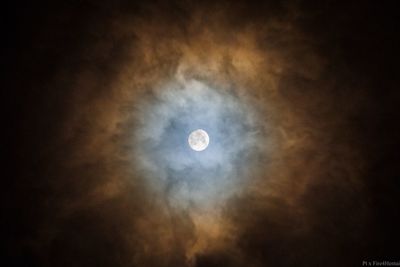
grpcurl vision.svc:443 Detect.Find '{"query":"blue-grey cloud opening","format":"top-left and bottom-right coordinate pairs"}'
top-left (134, 80), bottom-right (265, 209)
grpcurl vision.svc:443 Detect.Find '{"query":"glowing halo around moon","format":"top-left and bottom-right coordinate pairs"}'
top-left (188, 129), bottom-right (209, 151)
top-left (133, 80), bottom-right (264, 209)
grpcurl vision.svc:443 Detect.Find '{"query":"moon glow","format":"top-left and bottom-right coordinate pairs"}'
top-left (188, 129), bottom-right (209, 151)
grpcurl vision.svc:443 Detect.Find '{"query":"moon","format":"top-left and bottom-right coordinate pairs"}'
top-left (188, 129), bottom-right (210, 151)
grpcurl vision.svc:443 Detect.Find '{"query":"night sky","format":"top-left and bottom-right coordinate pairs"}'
top-left (4, 1), bottom-right (400, 266)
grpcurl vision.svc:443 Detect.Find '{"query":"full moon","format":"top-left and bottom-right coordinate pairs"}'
top-left (188, 129), bottom-right (210, 151)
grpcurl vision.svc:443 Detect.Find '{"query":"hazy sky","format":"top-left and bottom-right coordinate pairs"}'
top-left (5, 1), bottom-right (399, 267)
top-left (133, 79), bottom-right (265, 209)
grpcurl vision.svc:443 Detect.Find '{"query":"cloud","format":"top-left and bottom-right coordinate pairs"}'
top-left (8, 1), bottom-right (379, 266)
top-left (132, 78), bottom-right (267, 211)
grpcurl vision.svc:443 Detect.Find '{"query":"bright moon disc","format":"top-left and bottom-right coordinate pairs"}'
top-left (188, 129), bottom-right (209, 151)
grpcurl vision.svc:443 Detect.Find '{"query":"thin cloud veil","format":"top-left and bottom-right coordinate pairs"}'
top-left (133, 79), bottom-right (267, 209)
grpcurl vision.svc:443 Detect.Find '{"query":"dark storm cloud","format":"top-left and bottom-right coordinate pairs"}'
top-left (5, 1), bottom-right (399, 267)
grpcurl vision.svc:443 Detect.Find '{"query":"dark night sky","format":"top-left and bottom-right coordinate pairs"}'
top-left (3, 1), bottom-right (400, 266)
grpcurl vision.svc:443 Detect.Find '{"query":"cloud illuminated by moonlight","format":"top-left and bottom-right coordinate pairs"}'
top-left (133, 79), bottom-right (270, 210)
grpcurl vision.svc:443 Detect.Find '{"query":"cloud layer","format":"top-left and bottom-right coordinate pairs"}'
top-left (8, 1), bottom-right (396, 267)
top-left (133, 79), bottom-right (266, 211)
